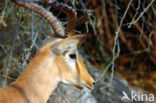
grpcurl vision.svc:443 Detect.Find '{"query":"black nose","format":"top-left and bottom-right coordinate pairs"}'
top-left (93, 81), bottom-right (96, 85)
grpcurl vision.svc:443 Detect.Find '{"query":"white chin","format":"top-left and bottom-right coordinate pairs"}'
top-left (83, 87), bottom-right (92, 92)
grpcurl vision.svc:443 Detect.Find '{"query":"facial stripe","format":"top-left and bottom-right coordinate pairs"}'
top-left (77, 56), bottom-right (94, 88)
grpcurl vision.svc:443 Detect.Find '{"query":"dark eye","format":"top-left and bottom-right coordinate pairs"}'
top-left (69, 53), bottom-right (77, 59)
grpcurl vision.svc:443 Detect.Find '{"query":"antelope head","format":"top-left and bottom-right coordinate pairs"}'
top-left (12, 0), bottom-right (95, 90)
top-left (40, 35), bottom-right (94, 89)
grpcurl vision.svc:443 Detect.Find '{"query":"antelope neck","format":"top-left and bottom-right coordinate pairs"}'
top-left (12, 51), bottom-right (61, 103)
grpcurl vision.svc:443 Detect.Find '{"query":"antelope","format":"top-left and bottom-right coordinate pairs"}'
top-left (0, 0), bottom-right (95, 103)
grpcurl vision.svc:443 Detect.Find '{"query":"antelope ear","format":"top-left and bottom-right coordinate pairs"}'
top-left (53, 34), bottom-right (86, 54)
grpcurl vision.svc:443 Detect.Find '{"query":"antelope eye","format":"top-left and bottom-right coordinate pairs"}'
top-left (69, 53), bottom-right (77, 59)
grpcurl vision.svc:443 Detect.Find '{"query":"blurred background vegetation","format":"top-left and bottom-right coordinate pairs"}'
top-left (0, 0), bottom-right (156, 103)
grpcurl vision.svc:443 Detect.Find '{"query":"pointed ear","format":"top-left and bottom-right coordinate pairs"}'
top-left (53, 34), bottom-right (87, 54)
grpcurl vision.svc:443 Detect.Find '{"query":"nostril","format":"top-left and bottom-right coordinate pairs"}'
top-left (93, 82), bottom-right (96, 85)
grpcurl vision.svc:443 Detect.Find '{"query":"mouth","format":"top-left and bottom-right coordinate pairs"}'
top-left (74, 85), bottom-right (83, 90)
top-left (85, 85), bottom-right (94, 90)
top-left (74, 83), bottom-right (94, 90)
top-left (61, 80), bottom-right (94, 90)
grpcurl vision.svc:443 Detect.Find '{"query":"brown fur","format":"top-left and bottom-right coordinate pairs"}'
top-left (0, 35), bottom-right (94, 103)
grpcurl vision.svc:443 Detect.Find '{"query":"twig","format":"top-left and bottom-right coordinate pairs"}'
top-left (110, 0), bottom-right (133, 82)
top-left (133, 0), bottom-right (155, 24)
top-left (0, 0), bottom-right (9, 24)
top-left (147, 31), bottom-right (153, 52)
top-left (80, 0), bottom-right (97, 35)
top-left (21, 7), bottom-right (48, 71)
top-left (128, 0), bottom-right (140, 28)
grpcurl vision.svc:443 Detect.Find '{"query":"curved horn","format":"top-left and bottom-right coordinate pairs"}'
top-left (44, 0), bottom-right (77, 36)
top-left (11, 0), bottom-right (65, 37)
